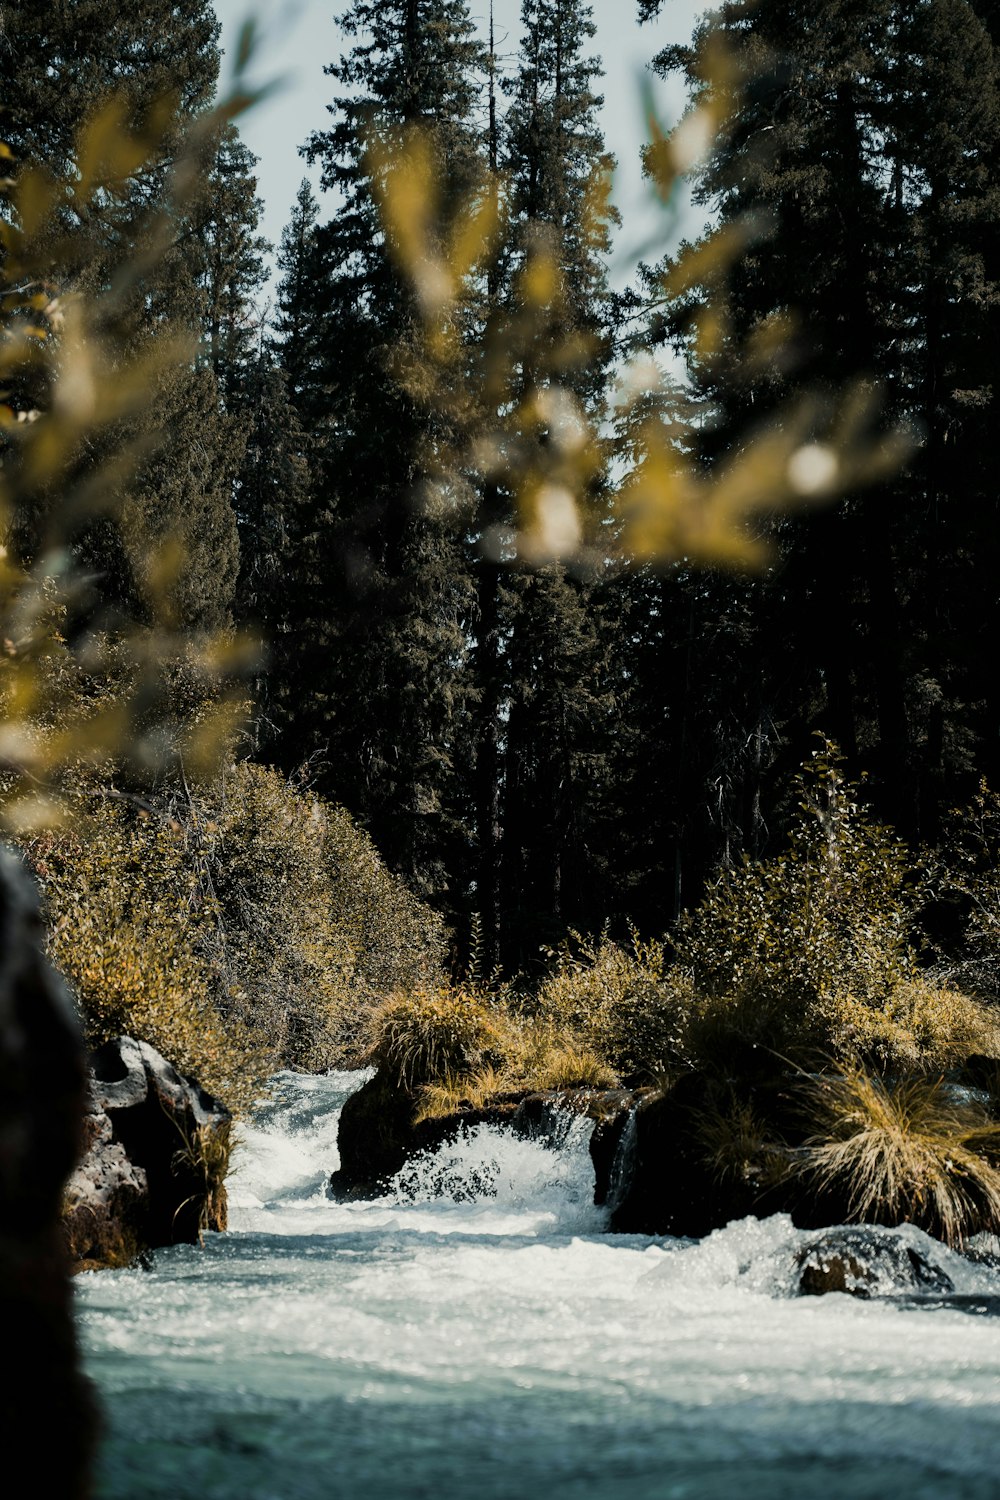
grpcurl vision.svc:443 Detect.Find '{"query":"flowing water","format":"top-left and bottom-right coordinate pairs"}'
top-left (77, 1070), bottom-right (1000, 1500)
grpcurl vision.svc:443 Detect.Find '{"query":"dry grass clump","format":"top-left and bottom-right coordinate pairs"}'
top-left (695, 1096), bottom-right (783, 1190)
top-left (790, 1066), bottom-right (1000, 1249)
top-left (366, 982), bottom-right (517, 1091)
top-left (413, 1066), bottom-right (511, 1123)
top-left (528, 1040), bottom-right (618, 1092)
top-left (371, 984), bottom-right (620, 1121)
top-left (171, 1119), bottom-right (233, 1239)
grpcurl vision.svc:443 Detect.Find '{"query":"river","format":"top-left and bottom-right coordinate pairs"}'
top-left (76, 1069), bottom-right (1000, 1499)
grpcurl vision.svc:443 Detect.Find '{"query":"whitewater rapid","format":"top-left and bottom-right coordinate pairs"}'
top-left (77, 1070), bottom-right (1000, 1500)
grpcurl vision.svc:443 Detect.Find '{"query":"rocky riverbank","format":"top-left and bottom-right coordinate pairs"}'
top-left (63, 1036), bottom-right (232, 1272)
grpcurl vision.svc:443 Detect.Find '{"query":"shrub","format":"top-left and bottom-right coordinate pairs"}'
top-left (534, 929), bottom-right (692, 1080)
top-left (366, 982), bottom-right (516, 1090)
top-left (28, 804), bottom-right (266, 1113)
top-left (820, 978), bottom-right (1000, 1075)
top-left (931, 780), bottom-right (1000, 1004)
top-left (789, 1066), bottom-right (1000, 1248)
top-left (670, 744), bottom-right (991, 1075)
top-left (179, 763), bottom-right (448, 1070)
top-left (23, 761), bottom-right (450, 1099)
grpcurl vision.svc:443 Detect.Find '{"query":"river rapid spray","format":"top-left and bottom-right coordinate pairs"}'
top-left (76, 1070), bottom-right (1000, 1500)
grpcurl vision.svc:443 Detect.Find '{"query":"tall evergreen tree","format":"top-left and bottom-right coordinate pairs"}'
top-left (0, 1), bottom-right (257, 631)
top-left (269, 0), bottom-right (488, 902)
top-left (488, 0), bottom-right (620, 967)
top-left (642, 0), bottom-right (1000, 852)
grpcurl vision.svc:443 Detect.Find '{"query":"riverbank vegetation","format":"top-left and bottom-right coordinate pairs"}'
top-left (3, 0), bottom-right (1000, 1250)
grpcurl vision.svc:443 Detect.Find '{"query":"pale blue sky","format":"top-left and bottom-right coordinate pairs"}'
top-left (212, 0), bottom-right (707, 295)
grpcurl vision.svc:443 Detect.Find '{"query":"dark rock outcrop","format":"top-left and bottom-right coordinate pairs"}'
top-left (330, 1071), bottom-right (524, 1198)
top-left (331, 1072), bottom-right (631, 1199)
top-left (0, 851), bottom-right (95, 1496)
top-left (63, 1036), bottom-right (231, 1269)
top-left (607, 1072), bottom-right (776, 1236)
top-left (795, 1227), bottom-right (955, 1298)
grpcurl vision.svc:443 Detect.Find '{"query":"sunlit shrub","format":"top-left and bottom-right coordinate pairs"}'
top-left (931, 780), bottom-right (1000, 1005)
top-left (28, 805), bottom-right (266, 1113)
top-left (190, 762), bottom-right (447, 1069)
top-left (820, 978), bottom-right (1000, 1076)
top-left (670, 745), bottom-right (957, 1072)
top-left (790, 1066), bottom-right (1000, 1248)
top-left (534, 929), bottom-right (692, 1080)
top-left (367, 982), bottom-right (516, 1090)
top-left (23, 760), bottom-right (449, 1095)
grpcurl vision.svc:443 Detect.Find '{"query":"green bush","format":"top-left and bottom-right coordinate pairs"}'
top-left (671, 745), bottom-right (999, 1075)
top-left (534, 929), bottom-right (692, 1081)
top-left (23, 761), bottom-right (449, 1100)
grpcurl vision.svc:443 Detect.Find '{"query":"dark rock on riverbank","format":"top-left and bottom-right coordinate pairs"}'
top-left (606, 1072), bottom-right (776, 1236)
top-left (63, 1036), bottom-right (231, 1270)
top-left (795, 1227), bottom-right (955, 1298)
top-left (0, 851), bottom-right (95, 1496)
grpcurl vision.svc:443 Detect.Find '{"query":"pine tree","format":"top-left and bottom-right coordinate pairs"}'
top-left (503, 0), bottom-right (618, 394)
top-left (0, 1), bottom-right (257, 631)
top-left (271, 181), bottom-right (327, 416)
top-left (488, 0), bottom-right (620, 965)
top-left (646, 0), bottom-right (1000, 845)
top-left (270, 0), bottom-right (488, 901)
top-left (193, 126), bottom-right (270, 403)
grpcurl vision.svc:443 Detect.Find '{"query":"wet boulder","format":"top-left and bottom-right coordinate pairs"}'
top-left (608, 1073), bottom-right (769, 1236)
top-left (63, 1036), bottom-right (231, 1269)
top-left (330, 1070), bottom-right (422, 1197)
top-left (795, 1227), bottom-right (955, 1298)
top-left (330, 1070), bottom-right (518, 1197)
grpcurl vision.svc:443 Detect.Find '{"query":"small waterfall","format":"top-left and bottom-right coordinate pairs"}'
top-left (388, 1112), bottom-right (600, 1227)
top-left (605, 1108), bottom-right (638, 1215)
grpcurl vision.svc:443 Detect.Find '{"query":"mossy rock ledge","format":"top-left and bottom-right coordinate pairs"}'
top-left (62, 1035), bottom-right (231, 1271)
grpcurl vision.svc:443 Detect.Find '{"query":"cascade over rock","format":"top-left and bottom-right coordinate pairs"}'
top-left (63, 1036), bottom-right (231, 1270)
top-left (331, 1069), bottom-right (631, 1198)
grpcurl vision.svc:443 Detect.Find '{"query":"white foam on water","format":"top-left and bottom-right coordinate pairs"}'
top-left (78, 1070), bottom-right (1000, 1500)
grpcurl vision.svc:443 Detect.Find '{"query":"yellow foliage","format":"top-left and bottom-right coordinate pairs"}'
top-left (534, 929), bottom-right (691, 1081)
top-left (29, 805), bottom-right (267, 1113)
top-left (23, 761), bottom-right (448, 1103)
top-left (791, 1067), bottom-right (1000, 1249)
top-left (367, 982), bottom-right (516, 1091)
